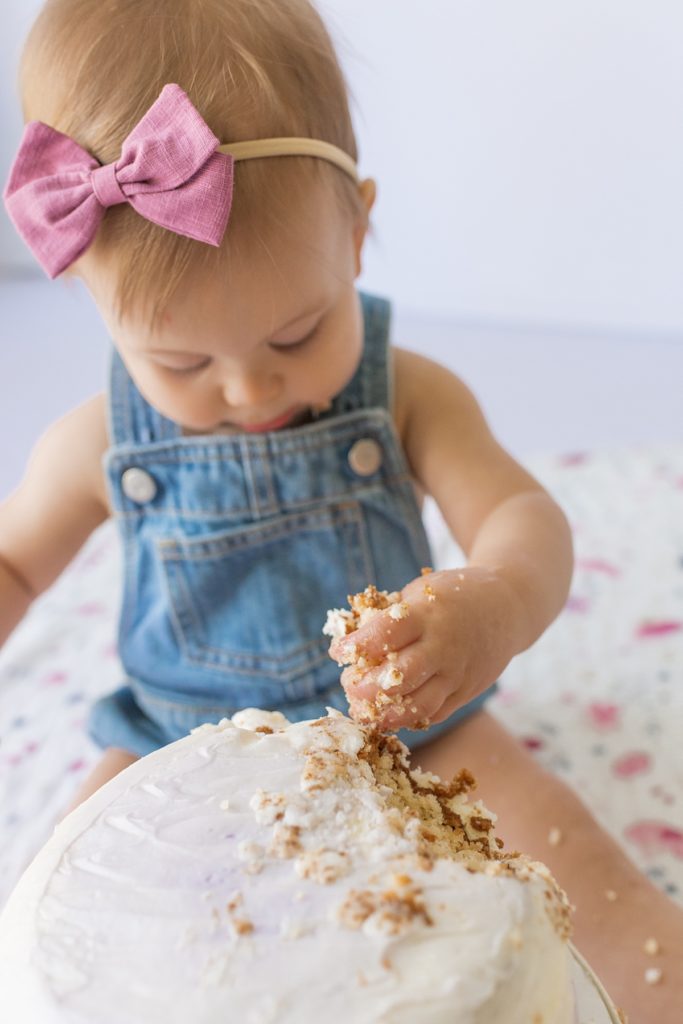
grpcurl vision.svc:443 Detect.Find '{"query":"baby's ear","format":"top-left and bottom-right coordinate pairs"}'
top-left (352, 178), bottom-right (377, 276)
top-left (359, 177), bottom-right (377, 216)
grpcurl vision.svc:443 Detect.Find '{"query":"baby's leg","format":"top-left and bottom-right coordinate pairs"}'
top-left (60, 747), bottom-right (139, 819)
top-left (414, 710), bottom-right (682, 1024)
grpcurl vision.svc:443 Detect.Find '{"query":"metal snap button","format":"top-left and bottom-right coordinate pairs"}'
top-left (347, 438), bottom-right (383, 476)
top-left (121, 467), bottom-right (157, 504)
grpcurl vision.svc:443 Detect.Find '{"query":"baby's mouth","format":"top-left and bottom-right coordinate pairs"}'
top-left (222, 402), bottom-right (332, 433)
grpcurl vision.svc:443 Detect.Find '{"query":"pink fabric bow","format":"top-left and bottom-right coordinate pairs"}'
top-left (3, 83), bottom-right (234, 278)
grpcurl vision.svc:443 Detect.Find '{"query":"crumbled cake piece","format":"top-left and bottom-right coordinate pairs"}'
top-left (335, 881), bottom-right (433, 937)
top-left (295, 849), bottom-right (351, 885)
top-left (377, 665), bottom-right (404, 690)
top-left (269, 824), bottom-right (303, 859)
top-left (250, 789), bottom-right (287, 824)
top-left (548, 827), bottom-right (563, 846)
top-left (322, 608), bottom-right (356, 641)
top-left (323, 585), bottom-right (405, 642)
top-left (387, 601), bottom-right (409, 620)
top-left (236, 840), bottom-right (264, 862)
top-left (644, 967), bottom-right (663, 985)
top-left (643, 936), bottom-right (660, 955)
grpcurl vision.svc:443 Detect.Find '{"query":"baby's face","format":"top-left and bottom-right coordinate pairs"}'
top-left (80, 180), bottom-right (374, 435)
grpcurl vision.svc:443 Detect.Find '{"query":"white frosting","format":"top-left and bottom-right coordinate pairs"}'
top-left (0, 710), bottom-right (574, 1023)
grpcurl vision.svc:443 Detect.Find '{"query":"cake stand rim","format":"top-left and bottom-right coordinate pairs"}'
top-left (569, 941), bottom-right (622, 1023)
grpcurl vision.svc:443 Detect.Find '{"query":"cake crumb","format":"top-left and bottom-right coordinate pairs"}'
top-left (388, 602), bottom-right (409, 620)
top-left (269, 824), bottom-right (303, 859)
top-left (548, 827), bottom-right (562, 846)
top-left (643, 936), bottom-right (660, 956)
top-left (644, 967), bottom-right (663, 985)
top-left (243, 861), bottom-right (264, 875)
top-left (231, 917), bottom-right (254, 936)
top-left (378, 665), bottom-right (404, 691)
top-left (423, 584), bottom-right (436, 602)
top-left (605, 889), bottom-right (618, 901)
top-left (295, 848), bottom-right (350, 885)
top-left (226, 890), bottom-right (243, 913)
top-left (421, 566), bottom-right (433, 575)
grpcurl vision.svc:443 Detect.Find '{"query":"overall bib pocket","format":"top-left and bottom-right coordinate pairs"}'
top-left (156, 501), bottom-right (375, 686)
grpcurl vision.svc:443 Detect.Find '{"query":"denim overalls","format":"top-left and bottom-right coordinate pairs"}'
top-left (88, 290), bottom-right (496, 757)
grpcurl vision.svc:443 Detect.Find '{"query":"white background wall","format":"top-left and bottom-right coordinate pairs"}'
top-left (2, 0), bottom-right (683, 337)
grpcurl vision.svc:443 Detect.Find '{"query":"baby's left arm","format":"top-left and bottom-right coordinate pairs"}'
top-left (329, 348), bottom-right (574, 730)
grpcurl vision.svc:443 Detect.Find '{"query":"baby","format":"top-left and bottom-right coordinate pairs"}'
top-left (1, 1), bottom-right (681, 1019)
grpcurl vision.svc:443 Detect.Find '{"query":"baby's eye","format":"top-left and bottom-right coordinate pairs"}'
top-left (269, 326), bottom-right (318, 352)
top-left (160, 358), bottom-right (212, 375)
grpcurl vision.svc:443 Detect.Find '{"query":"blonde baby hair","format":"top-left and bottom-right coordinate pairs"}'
top-left (18, 0), bottom-right (371, 330)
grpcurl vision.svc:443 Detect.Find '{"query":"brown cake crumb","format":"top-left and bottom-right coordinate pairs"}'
top-left (336, 882), bottom-right (433, 936)
top-left (226, 890), bottom-right (243, 913)
top-left (295, 848), bottom-right (351, 885)
top-left (231, 918), bottom-right (254, 936)
top-left (269, 824), bottom-right (303, 859)
top-left (250, 789), bottom-right (287, 824)
top-left (421, 567), bottom-right (433, 575)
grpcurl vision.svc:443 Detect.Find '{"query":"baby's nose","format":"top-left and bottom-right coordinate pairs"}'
top-left (222, 368), bottom-right (282, 408)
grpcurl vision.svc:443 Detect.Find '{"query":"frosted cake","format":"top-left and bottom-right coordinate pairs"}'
top-left (0, 707), bottom-right (575, 1023)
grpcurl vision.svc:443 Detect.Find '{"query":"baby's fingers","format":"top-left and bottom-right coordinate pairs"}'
top-left (341, 642), bottom-right (433, 701)
top-left (329, 605), bottom-right (421, 666)
top-left (349, 672), bottom-right (449, 731)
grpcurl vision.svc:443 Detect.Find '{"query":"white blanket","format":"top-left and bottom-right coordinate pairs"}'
top-left (1, 444), bottom-right (682, 913)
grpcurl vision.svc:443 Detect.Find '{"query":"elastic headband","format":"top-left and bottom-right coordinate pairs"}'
top-left (218, 137), bottom-right (359, 185)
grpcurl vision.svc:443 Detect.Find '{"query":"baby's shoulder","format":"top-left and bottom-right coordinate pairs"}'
top-left (40, 392), bottom-right (111, 515)
top-left (391, 346), bottom-right (484, 447)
